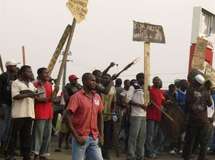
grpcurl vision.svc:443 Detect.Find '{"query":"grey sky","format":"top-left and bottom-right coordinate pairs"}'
top-left (0, 0), bottom-right (215, 88)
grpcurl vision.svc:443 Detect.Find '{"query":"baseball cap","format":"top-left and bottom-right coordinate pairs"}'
top-left (69, 74), bottom-right (79, 81)
top-left (5, 60), bottom-right (18, 66)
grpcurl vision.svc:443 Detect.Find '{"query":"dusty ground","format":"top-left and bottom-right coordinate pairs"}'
top-left (1, 136), bottom-right (214, 160)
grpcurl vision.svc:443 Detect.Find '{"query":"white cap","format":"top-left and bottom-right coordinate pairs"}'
top-left (5, 60), bottom-right (18, 66)
top-left (194, 74), bottom-right (205, 85)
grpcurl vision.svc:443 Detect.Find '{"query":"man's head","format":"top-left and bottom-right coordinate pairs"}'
top-left (153, 76), bottom-right (162, 88)
top-left (124, 79), bottom-right (130, 90)
top-left (37, 67), bottom-right (49, 82)
top-left (68, 74), bottom-right (79, 85)
top-left (174, 79), bottom-right (181, 89)
top-left (5, 60), bottom-right (18, 73)
top-left (115, 78), bottom-right (122, 87)
top-left (19, 65), bottom-right (33, 81)
top-left (136, 73), bottom-right (144, 86)
top-left (179, 79), bottom-right (188, 92)
top-left (168, 84), bottom-right (176, 94)
top-left (82, 73), bottom-right (96, 91)
top-left (101, 74), bottom-right (111, 86)
top-left (92, 69), bottom-right (102, 83)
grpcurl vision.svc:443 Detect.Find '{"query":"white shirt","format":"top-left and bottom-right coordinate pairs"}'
top-left (127, 86), bottom-right (146, 117)
top-left (11, 79), bottom-right (36, 118)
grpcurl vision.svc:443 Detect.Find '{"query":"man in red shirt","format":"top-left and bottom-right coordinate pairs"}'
top-left (145, 76), bottom-right (165, 158)
top-left (32, 68), bottom-right (53, 160)
top-left (66, 73), bottom-right (104, 160)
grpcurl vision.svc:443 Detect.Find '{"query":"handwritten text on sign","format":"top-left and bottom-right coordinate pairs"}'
top-left (133, 21), bottom-right (165, 43)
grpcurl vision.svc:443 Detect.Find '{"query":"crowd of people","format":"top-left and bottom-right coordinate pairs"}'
top-left (0, 60), bottom-right (215, 160)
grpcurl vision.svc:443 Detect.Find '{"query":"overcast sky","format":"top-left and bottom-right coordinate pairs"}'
top-left (0, 0), bottom-right (215, 88)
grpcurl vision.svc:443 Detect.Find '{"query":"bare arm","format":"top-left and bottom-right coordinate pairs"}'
top-left (66, 110), bottom-right (86, 145)
top-left (13, 92), bottom-right (35, 100)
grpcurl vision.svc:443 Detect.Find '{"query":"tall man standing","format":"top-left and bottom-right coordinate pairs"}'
top-left (127, 80), bottom-right (147, 160)
top-left (145, 76), bottom-right (165, 158)
top-left (0, 60), bottom-right (18, 147)
top-left (183, 74), bottom-right (212, 160)
top-left (6, 65), bottom-right (36, 160)
top-left (66, 73), bottom-right (104, 160)
top-left (32, 68), bottom-right (53, 160)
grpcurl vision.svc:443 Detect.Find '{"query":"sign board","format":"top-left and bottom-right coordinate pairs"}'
top-left (204, 62), bottom-right (215, 87)
top-left (133, 21), bottom-right (166, 43)
top-left (67, 0), bottom-right (88, 23)
top-left (191, 37), bottom-right (208, 70)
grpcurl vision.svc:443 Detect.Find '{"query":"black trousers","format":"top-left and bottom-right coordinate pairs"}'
top-left (183, 123), bottom-right (210, 160)
top-left (6, 118), bottom-right (33, 159)
top-left (102, 120), bottom-right (113, 159)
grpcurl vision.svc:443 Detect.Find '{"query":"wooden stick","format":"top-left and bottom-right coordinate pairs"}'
top-left (47, 25), bottom-right (72, 75)
top-left (0, 54), bottom-right (4, 73)
top-left (22, 46), bottom-right (26, 65)
top-left (144, 42), bottom-right (150, 106)
top-left (53, 18), bottom-right (76, 98)
top-left (151, 101), bottom-right (175, 123)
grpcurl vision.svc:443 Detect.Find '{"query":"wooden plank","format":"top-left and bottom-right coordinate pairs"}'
top-left (47, 25), bottom-right (72, 75)
top-left (0, 54), bottom-right (4, 73)
top-left (144, 42), bottom-right (150, 106)
top-left (22, 46), bottom-right (26, 65)
top-left (191, 37), bottom-right (208, 71)
top-left (53, 19), bottom-right (76, 98)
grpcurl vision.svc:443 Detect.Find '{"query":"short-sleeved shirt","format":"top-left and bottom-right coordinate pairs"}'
top-left (11, 79), bottom-right (36, 118)
top-left (147, 86), bottom-right (165, 121)
top-left (102, 86), bottom-right (116, 121)
top-left (67, 89), bottom-right (104, 140)
top-left (34, 81), bottom-right (53, 120)
top-left (126, 86), bottom-right (146, 117)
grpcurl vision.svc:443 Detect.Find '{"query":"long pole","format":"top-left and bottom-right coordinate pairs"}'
top-left (22, 46), bottom-right (26, 65)
top-left (144, 42), bottom-right (150, 106)
top-left (0, 54), bottom-right (4, 73)
top-left (62, 59), bottom-right (67, 90)
top-left (47, 25), bottom-right (72, 75)
top-left (53, 18), bottom-right (76, 97)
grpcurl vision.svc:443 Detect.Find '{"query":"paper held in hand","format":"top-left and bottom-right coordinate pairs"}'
top-left (66, 0), bottom-right (88, 23)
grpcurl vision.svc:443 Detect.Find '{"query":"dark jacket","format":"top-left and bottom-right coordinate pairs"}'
top-left (186, 86), bottom-right (212, 125)
top-left (0, 72), bottom-right (16, 106)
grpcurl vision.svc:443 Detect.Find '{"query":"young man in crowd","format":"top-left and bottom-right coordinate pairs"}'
top-left (66, 73), bottom-right (104, 160)
top-left (101, 74), bottom-right (116, 160)
top-left (0, 60), bottom-right (18, 149)
top-left (120, 79), bottom-right (131, 152)
top-left (145, 76), bottom-right (165, 158)
top-left (55, 74), bottom-right (82, 152)
top-left (32, 68), bottom-right (53, 160)
top-left (176, 80), bottom-right (188, 113)
top-left (183, 74), bottom-right (212, 160)
top-left (63, 74), bottom-right (82, 105)
top-left (126, 79), bottom-right (146, 160)
top-left (6, 65), bottom-right (37, 160)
